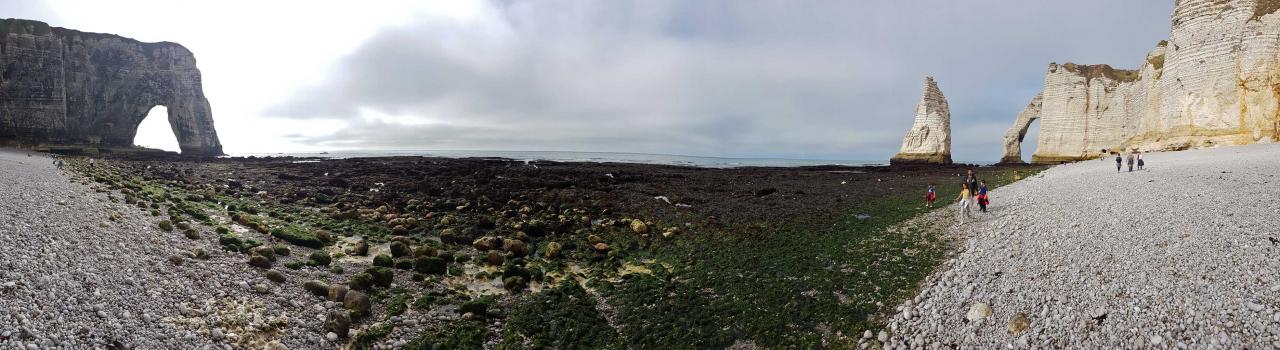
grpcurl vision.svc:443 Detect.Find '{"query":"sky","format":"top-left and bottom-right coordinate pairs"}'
top-left (3, 0), bottom-right (1174, 162)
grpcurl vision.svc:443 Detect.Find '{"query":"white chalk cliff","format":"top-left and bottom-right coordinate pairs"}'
top-left (1002, 0), bottom-right (1280, 164)
top-left (892, 76), bottom-right (952, 165)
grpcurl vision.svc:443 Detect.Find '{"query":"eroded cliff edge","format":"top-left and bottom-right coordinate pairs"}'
top-left (1002, 0), bottom-right (1280, 164)
top-left (0, 19), bottom-right (222, 156)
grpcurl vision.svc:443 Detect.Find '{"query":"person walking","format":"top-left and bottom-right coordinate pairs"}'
top-left (1115, 153), bottom-right (1122, 172)
top-left (956, 183), bottom-right (973, 224)
top-left (1126, 152), bottom-right (1135, 172)
top-left (1137, 152), bottom-right (1145, 170)
top-left (925, 184), bottom-right (937, 208)
top-left (964, 168), bottom-right (979, 196)
top-left (977, 180), bottom-right (989, 212)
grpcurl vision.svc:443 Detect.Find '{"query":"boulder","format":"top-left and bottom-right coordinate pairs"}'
top-left (1007, 312), bottom-right (1030, 335)
top-left (264, 270), bottom-right (286, 283)
top-left (373, 254), bottom-right (394, 267)
top-left (348, 240), bottom-right (369, 256)
top-left (472, 236), bottom-right (501, 252)
top-left (966, 302), bottom-right (993, 322)
top-left (344, 290), bottom-right (371, 318)
top-left (324, 309), bottom-right (351, 337)
top-left (544, 242), bottom-right (563, 259)
top-left (485, 251), bottom-right (505, 266)
top-left (327, 285), bottom-right (348, 302)
top-left (248, 255), bottom-right (271, 268)
top-left (592, 242), bottom-right (611, 253)
top-left (629, 220), bottom-right (649, 234)
top-left (505, 239), bottom-right (529, 257)
top-left (302, 280), bottom-right (329, 297)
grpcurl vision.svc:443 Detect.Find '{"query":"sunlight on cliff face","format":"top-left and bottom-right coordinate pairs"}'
top-left (134, 106), bottom-right (180, 153)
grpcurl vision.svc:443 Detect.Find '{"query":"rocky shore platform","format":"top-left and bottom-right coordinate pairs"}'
top-left (882, 143), bottom-right (1280, 349)
top-left (1, 148), bottom-right (1041, 348)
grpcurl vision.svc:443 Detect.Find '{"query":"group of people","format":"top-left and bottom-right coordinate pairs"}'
top-left (1108, 150), bottom-right (1145, 172)
top-left (923, 168), bottom-right (988, 224)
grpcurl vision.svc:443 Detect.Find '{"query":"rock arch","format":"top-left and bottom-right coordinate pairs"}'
top-left (998, 92), bottom-right (1043, 164)
top-left (0, 19), bottom-right (222, 155)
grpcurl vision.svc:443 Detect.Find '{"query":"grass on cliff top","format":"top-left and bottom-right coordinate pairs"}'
top-left (445, 166), bottom-right (1046, 349)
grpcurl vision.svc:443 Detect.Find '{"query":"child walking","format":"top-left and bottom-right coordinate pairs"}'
top-left (925, 184), bottom-right (936, 208)
top-left (977, 180), bottom-right (989, 212)
top-left (956, 183), bottom-right (973, 224)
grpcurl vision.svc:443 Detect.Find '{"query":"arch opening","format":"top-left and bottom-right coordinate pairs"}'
top-left (134, 105), bottom-right (181, 153)
top-left (1020, 118), bottom-right (1040, 162)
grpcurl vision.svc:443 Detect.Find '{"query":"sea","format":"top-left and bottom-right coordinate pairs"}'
top-left (232, 150), bottom-right (891, 169)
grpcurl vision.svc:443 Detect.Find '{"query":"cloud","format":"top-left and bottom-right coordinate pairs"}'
top-left (0, 1), bottom-right (60, 23)
top-left (268, 0), bottom-right (1173, 161)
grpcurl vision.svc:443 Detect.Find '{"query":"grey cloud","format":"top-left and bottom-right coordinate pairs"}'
top-left (0, 1), bottom-right (60, 23)
top-left (269, 0), bottom-right (1173, 161)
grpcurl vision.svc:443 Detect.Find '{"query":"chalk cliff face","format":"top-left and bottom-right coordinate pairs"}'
top-left (892, 76), bottom-right (952, 165)
top-left (1002, 0), bottom-right (1280, 164)
top-left (0, 19), bottom-right (222, 155)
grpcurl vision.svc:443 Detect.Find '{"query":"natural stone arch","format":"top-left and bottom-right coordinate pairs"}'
top-left (0, 19), bottom-right (223, 155)
top-left (132, 105), bottom-right (182, 152)
top-left (999, 92), bottom-right (1043, 164)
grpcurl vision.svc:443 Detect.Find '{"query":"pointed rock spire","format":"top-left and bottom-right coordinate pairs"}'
top-left (891, 76), bottom-right (952, 165)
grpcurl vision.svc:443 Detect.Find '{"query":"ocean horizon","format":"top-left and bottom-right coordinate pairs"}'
top-left (229, 149), bottom-right (1013, 168)
top-left (232, 150), bottom-right (1000, 168)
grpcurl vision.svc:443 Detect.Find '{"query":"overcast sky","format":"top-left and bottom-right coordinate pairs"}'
top-left (4, 0), bottom-right (1174, 161)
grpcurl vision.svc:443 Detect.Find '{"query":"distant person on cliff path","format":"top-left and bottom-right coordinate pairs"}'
top-left (957, 183), bottom-right (973, 224)
top-left (925, 184), bottom-right (936, 208)
top-left (977, 180), bottom-right (989, 213)
top-left (1114, 153), bottom-right (1121, 172)
top-left (1137, 152), bottom-right (1145, 170)
top-left (1126, 153), bottom-right (1135, 172)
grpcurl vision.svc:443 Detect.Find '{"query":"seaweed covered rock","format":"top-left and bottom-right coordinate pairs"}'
top-left (308, 251), bottom-right (332, 266)
top-left (472, 236), bottom-right (501, 252)
top-left (367, 267), bottom-right (393, 288)
top-left (249, 246), bottom-right (276, 262)
top-left (485, 251), bottom-right (505, 266)
top-left (389, 240), bottom-right (410, 258)
top-left (248, 255), bottom-right (271, 268)
top-left (327, 285), bottom-right (349, 302)
top-left (412, 245), bottom-right (436, 258)
top-left (302, 280), bottom-right (329, 297)
top-left (505, 239), bottom-right (529, 257)
top-left (413, 257), bottom-right (446, 275)
top-left (325, 309), bottom-right (351, 336)
top-left (271, 225), bottom-right (326, 248)
top-left (348, 272), bottom-right (374, 291)
top-left (264, 270), bottom-right (286, 283)
top-left (348, 240), bottom-right (369, 256)
top-left (373, 254), bottom-right (394, 268)
top-left (344, 290), bottom-right (371, 318)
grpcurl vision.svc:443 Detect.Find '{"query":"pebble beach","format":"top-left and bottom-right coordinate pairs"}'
top-left (880, 143), bottom-right (1280, 349)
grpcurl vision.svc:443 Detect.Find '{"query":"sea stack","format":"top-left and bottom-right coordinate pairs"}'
top-left (891, 76), bottom-right (952, 165)
top-left (0, 18), bottom-right (223, 155)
